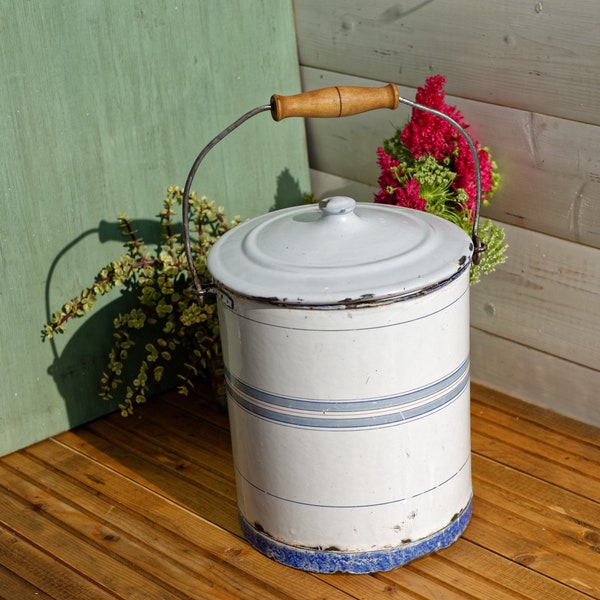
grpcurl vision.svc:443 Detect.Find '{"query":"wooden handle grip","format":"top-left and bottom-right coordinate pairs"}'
top-left (270, 84), bottom-right (399, 121)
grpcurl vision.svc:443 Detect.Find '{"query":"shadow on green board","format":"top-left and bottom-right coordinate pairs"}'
top-left (43, 220), bottom-right (157, 427)
top-left (44, 169), bottom-right (306, 427)
top-left (270, 168), bottom-right (305, 211)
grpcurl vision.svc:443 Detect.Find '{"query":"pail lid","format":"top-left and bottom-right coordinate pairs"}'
top-left (207, 196), bottom-right (472, 306)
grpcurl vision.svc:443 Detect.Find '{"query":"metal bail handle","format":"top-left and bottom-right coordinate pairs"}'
top-left (182, 84), bottom-right (486, 304)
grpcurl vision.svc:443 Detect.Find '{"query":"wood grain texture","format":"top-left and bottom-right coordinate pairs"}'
top-left (300, 67), bottom-right (600, 249)
top-left (0, 0), bottom-right (309, 456)
top-left (293, 0), bottom-right (600, 126)
top-left (295, 8), bottom-right (600, 426)
top-left (471, 328), bottom-right (600, 427)
top-left (0, 383), bottom-right (598, 599)
top-left (309, 168), bottom-right (600, 427)
top-left (271, 83), bottom-right (398, 120)
top-left (470, 222), bottom-right (600, 371)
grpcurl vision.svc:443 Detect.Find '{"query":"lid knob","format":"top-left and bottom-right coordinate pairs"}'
top-left (318, 196), bottom-right (356, 215)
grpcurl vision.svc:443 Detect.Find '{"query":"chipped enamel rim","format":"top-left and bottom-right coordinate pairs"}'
top-left (207, 197), bottom-right (473, 307)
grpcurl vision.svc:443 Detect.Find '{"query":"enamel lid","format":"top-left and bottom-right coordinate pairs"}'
top-left (207, 196), bottom-right (472, 306)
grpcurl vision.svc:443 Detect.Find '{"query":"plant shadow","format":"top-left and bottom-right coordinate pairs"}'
top-left (45, 170), bottom-right (306, 428)
top-left (270, 168), bottom-right (305, 211)
top-left (45, 218), bottom-right (177, 427)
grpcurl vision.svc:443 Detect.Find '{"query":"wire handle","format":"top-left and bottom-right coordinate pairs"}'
top-left (183, 84), bottom-right (486, 304)
top-left (397, 96), bottom-right (486, 265)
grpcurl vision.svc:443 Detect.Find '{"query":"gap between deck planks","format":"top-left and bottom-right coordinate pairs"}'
top-left (0, 383), bottom-right (599, 599)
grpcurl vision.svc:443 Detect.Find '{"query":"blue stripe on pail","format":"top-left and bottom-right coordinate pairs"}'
top-left (239, 496), bottom-right (473, 574)
top-left (226, 357), bottom-right (469, 429)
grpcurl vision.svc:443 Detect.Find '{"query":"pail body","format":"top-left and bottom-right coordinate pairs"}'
top-left (217, 268), bottom-right (472, 573)
top-left (208, 198), bottom-right (474, 573)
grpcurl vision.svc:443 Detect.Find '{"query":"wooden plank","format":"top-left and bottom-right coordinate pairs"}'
top-left (406, 552), bottom-right (530, 600)
top-left (1, 0), bottom-right (310, 457)
top-left (316, 572), bottom-right (421, 599)
top-left (437, 539), bottom-right (592, 600)
top-left (2, 382), bottom-right (598, 599)
top-left (309, 165), bottom-right (600, 373)
top-left (379, 564), bottom-right (482, 600)
top-left (472, 413), bottom-right (600, 483)
top-left (472, 383), bottom-right (600, 448)
top-left (1, 457), bottom-right (328, 600)
top-left (471, 429), bottom-right (600, 502)
top-left (309, 168), bottom-right (376, 205)
top-left (470, 328), bottom-right (600, 428)
top-left (473, 478), bottom-right (600, 569)
top-left (162, 388), bottom-right (233, 431)
top-left (0, 463), bottom-right (242, 600)
top-left (86, 415), bottom-right (237, 494)
top-left (0, 568), bottom-right (52, 600)
top-left (0, 528), bottom-right (111, 600)
top-left (47, 429), bottom-right (242, 534)
top-left (469, 392), bottom-right (600, 596)
top-left (470, 222), bottom-right (600, 372)
top-left (293, 0), bottom-right (600, 125)
top-left (471, 388), bottom-right (600, 464)
top-left (105, 395), bottom-right (235, 467)
top-left (465, 502), bottom-right (600, 597)
top-left (2, 453), bottom-right (242, 597)
top-left (472, 453), bottom-right (600, 533)
top-left (15, 441), bottom-right (356, 599)
top-left (301, 67), bottom-right (600, 249)
top-left (309, 168), bottom-right (600, 426)
top-left (0, 476), bottom-right (186, 599)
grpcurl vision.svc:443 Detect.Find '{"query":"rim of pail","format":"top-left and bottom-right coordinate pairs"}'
top-left (208, 198), bottom-right (473, 307)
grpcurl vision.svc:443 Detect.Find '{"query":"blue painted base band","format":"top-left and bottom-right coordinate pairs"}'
top-left (239, 497), bottom-right (473, 574)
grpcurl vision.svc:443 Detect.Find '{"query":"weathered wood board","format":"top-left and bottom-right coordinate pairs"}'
top-left (310, 167), bottom-right (600, 427)
top-left (293, 0), bottom-right (600, 126)
top-left (301, 67), bottom-right (600, 250)
top-left (0, 1), bottom-right (309, 456)
top-left (1, 383), bottom-right (599, 598)
top-left (294, 0), bottom-right (600, 425)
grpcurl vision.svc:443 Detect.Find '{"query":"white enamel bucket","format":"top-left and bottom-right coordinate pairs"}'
top-left (207, 195), bottom-right (474, 573)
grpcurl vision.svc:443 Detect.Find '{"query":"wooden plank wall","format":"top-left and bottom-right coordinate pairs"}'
top-left (0, 0), bottom-right (309, 456)
top-left (292, 0), bottom-right (600, 426)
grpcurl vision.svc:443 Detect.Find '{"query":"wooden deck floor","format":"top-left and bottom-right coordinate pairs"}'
top-left (1, 383), bottom-right (599, 599)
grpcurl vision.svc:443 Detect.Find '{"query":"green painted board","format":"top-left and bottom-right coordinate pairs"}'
top-left (0, 1), bottom-right (310, 455)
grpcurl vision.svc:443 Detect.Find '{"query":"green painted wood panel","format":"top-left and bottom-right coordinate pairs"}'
top-left (0, 0), bottom-right (309, 455)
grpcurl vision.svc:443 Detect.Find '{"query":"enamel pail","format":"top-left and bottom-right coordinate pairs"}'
top-left (206, 195), bottom-right (473, 573)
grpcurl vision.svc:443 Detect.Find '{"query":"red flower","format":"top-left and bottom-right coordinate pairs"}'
top-left (374, 75), bottom-right (506, 282)
top-left (375, 177), bottom-right (426, 211)
top-left (376, 147), bottom-right (400, 190)
top-left (453, 139), bottom-right (496, 215)
top-left (400, 75), bottom-right (468, 161)
top-left (375, 74), bottom-right (498, 223)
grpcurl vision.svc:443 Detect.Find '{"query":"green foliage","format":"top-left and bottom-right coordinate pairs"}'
top-left (469, 218), bottom-right (507, 284)
top-left (42, 186), bottom-right (240, 416)
top-left (382, 135), bottom-right (507, 284)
